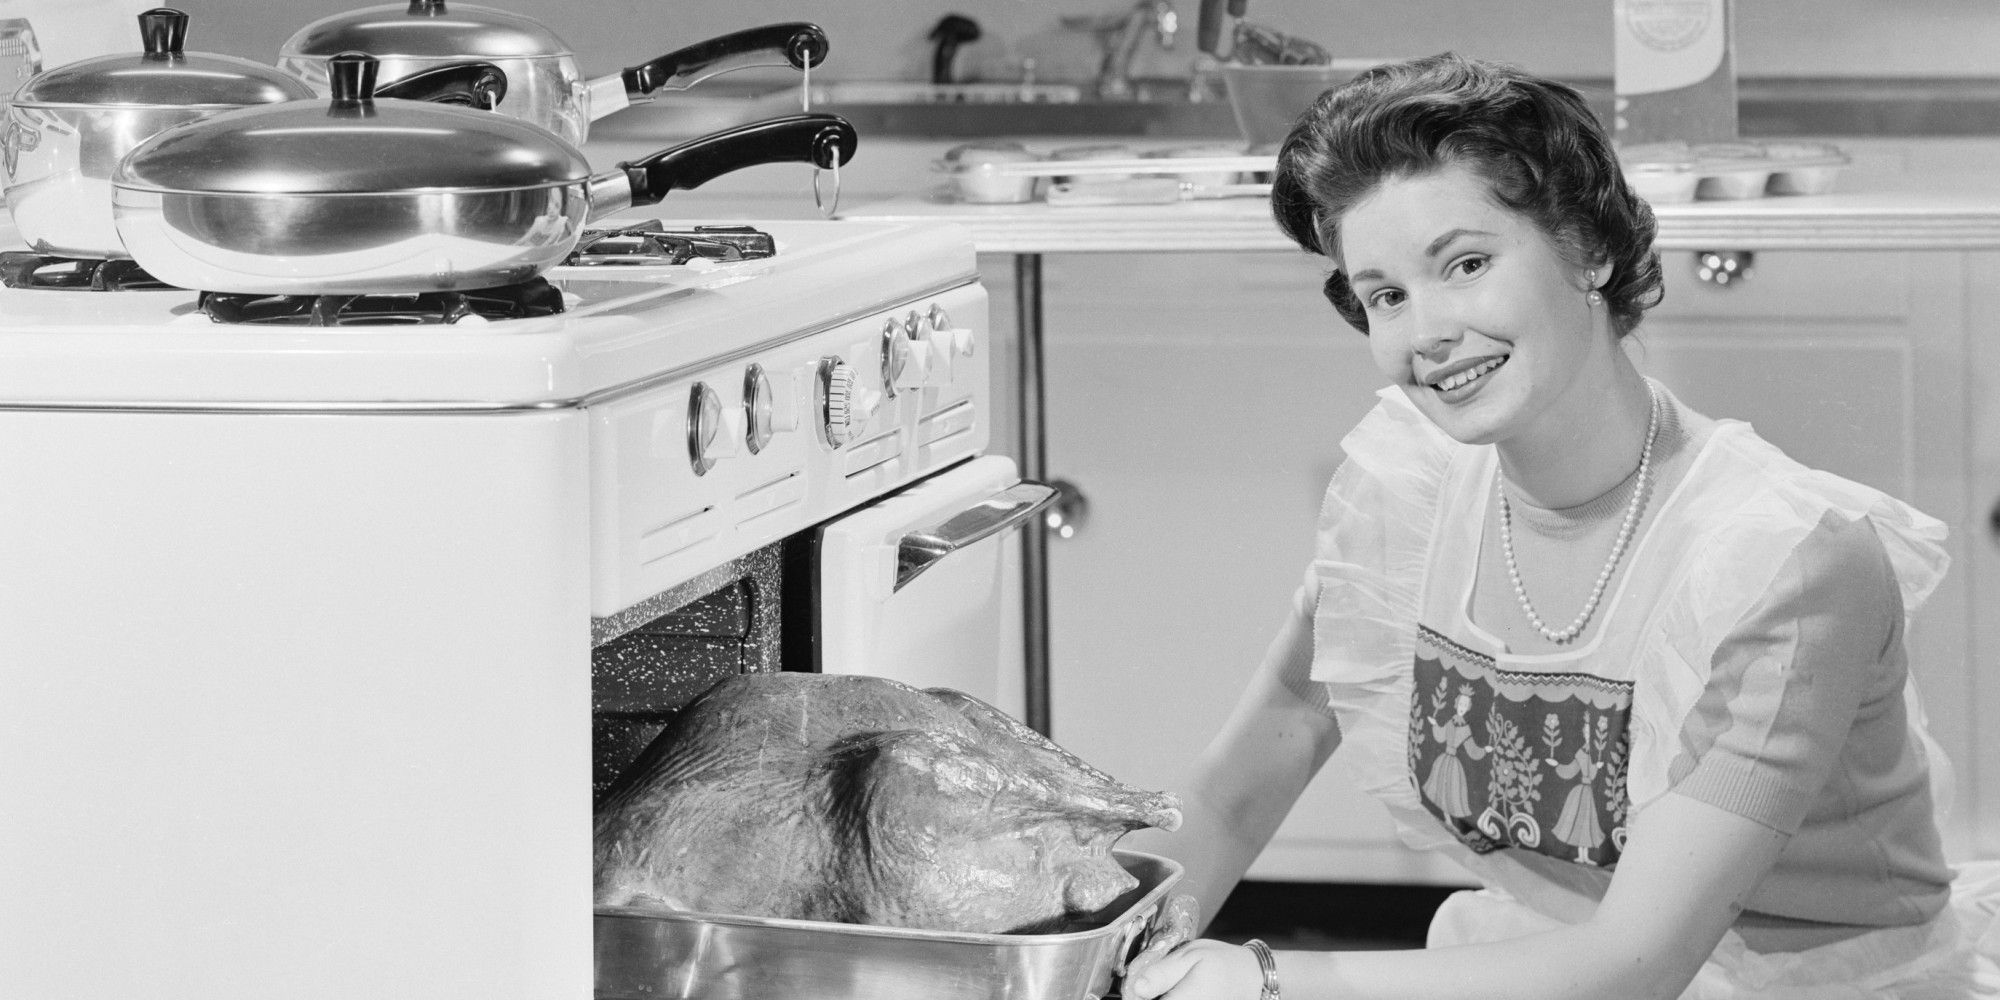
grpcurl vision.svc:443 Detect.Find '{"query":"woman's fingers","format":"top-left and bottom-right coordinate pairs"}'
top-left (1122, 941), bottom-right (1201, 999)
top-left (1122, 891), bottom-right (1201, 995)
top-left (1125, 938), bottom-right (1262, 999)
top-left (1136, 893), bottom-right (1201, 961)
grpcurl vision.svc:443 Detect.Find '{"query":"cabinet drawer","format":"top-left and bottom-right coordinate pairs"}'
top-left (1648, 249), bottom-right (1910, 323)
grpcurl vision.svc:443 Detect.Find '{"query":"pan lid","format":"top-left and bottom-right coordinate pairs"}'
top-left (113, 54), bottom-right (590, 195)
top-left (279, 0), bottom-right (572, 61)
top-left (17, 8), bottom-right (313, 108)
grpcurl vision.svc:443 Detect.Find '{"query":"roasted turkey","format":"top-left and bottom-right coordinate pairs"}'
top-left (593, 672), bottom-right (1183, 933)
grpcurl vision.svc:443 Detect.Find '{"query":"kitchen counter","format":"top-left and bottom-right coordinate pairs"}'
top-left (838, 178), bottom-right (2000, 744)
top-left (842, 188), bottom-right (2000, 253)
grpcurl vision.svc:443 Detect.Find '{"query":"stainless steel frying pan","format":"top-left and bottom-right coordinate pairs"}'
top-left (109, 53), bottom-right (855, 295)
top-left (277, 1), bottom-right (828, 145)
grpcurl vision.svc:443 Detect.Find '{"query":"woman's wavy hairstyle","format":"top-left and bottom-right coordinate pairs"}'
top-left (1270, 52), bottom-right (1663, 337)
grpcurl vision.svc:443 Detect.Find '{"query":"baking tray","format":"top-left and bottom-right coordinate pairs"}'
top-left (594, 850), bottom-right (1183, 1000)
top-left (1620, 140), bottom-right (1850, 203)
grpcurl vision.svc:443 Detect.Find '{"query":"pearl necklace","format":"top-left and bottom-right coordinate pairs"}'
top-left (1497, 382), bottom-right (1662, 645)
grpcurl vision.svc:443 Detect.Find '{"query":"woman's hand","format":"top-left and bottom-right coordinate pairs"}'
top-left (1124, 891), bottom-right (1200, 975)
top-left (1122, 938), bottom-right (1262, 1000)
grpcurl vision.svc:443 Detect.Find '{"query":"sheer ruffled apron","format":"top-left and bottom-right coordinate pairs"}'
top-left (1306, 387), bottom-right (1990, 997)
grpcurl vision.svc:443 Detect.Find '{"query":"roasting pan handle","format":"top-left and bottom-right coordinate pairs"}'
top-left (895, 480), bottom-right (1057, 591)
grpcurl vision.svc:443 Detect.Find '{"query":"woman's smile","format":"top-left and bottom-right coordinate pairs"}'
top-left (1425, 355), bottom-right (1509, 400)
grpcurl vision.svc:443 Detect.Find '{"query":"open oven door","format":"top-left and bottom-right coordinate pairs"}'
top-left (808, 455), bottom-right (1053, 721)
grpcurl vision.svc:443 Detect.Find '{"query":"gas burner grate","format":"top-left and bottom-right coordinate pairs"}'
top-left (197, 279), bottom-right (567, 326)
top-left (566, 222), bottom-right (776, 266)
top-left (0, 252), bottom-right (178, 291)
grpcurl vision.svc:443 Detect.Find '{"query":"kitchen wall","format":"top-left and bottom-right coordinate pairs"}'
top-left (63, 0), bottom-right (2000, 85)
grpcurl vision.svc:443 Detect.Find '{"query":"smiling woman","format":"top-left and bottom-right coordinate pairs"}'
top-left (1114, 51), bottom-right (2000, 1000)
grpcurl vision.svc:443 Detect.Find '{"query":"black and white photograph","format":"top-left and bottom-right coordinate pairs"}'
top-left (3, 0), bottom-right (1999, 997)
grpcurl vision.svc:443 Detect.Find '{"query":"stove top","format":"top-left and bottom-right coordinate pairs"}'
top-left (197, 280), bottom-right (569, 326)
top-left (0, 252), bottom-right (176, 292)
top-left (566, 223), bottom-right (778, 267)
top-left (0, 215), bottom-right (979, 410)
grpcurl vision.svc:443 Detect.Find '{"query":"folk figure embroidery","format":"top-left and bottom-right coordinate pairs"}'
top-left (1409, 626), bottom-right (1634, 867)
top-left (1547, 712), bottom-right (1611, 861)
top-left (1420, 682), bottom-right (1489, 822)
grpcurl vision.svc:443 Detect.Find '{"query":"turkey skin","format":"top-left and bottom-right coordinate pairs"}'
top-left (593, 672), bottom-right (1183, 934)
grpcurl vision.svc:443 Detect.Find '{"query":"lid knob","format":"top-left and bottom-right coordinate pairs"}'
top-left (138, 7), bottom-right (189, 59)
top-left (405, 0), bottom-right (448, 16)
top-left (327, 51), bottom-right (380, 108)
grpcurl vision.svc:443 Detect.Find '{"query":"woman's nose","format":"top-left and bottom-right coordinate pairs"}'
top-left (1409, 301), bottom-right (1462, 358)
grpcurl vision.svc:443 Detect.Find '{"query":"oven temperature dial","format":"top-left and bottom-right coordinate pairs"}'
top-left (817, 356), bottom-right (883, 448)
top-left (687, 381), bottom-right (744, 476)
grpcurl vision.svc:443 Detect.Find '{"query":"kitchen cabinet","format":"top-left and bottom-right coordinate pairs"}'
top-left (1000, 244), bottom-right (2000, 882)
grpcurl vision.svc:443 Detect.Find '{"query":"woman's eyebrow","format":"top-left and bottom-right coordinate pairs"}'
top-left (1426, 228), bottom-right (1496, 257)
top-left (1347, 228), bottom-right (1498, 285)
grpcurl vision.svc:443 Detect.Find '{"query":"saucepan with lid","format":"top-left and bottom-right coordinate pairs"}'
top-left (2, 6), bottom-right (505, 259)
top-left (109, 52), bottom-right (856, 295)
top-left (277, 1), bottom-right (829, 145)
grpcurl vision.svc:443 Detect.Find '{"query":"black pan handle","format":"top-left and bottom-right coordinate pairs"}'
top-left (1195, 0), bottom-right (1247, 57)
top-left (374, 61), bottom-right (509, 110)
top-left (620, 22), bottom-right (830, 98)
top-left (619, 113), bottom-right (857, 205)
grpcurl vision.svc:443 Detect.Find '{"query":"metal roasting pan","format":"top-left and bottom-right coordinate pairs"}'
top-left (593, 850), bottom-right (1183, 1000)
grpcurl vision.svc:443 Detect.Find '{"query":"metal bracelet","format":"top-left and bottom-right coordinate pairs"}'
top-left (1243, 938), bottom-right (1281, 1000)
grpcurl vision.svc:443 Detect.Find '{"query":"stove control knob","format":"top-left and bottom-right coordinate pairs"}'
top-left (687, 381), bottom-right (743, 475)
top-left (744, 363), bottom-right (800, 454)
top-left (819, 356), bottom-right (882, 448)
top-left (882, 316), bottom-right (932, 395)
top-left (925, 305), bottom-right (975, 385)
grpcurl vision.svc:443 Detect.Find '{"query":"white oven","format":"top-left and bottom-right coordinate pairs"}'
top-left (0, 215), bottom-right (1038, 1000)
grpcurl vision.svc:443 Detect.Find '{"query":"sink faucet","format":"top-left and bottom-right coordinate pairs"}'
top-left (1071, 0), bottom-right (1178, 99)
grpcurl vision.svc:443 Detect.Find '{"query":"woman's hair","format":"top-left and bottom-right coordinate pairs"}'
top-left (1271, 52), bottom-right (1663, 337)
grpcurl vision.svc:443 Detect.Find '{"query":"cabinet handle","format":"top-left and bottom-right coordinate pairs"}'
top-left (1989, 495), bottom-right (2000, 540)
top-left (895, 480), bottom-right (1058, 590)
top-left (1044, 477), bottom-right (1090, 540)
top-left (1694, 250), bottom-right (1753, 286)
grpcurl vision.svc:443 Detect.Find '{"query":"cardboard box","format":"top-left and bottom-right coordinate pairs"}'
top-left (1613, 0), bottom-right (1737, 146)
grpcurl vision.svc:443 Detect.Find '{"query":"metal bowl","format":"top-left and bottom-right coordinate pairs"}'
top-left (593, 850), bottom-right (1184, 1000)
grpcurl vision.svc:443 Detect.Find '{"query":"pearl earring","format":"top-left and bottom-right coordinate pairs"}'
top-left (1585, 269), bottom-right (1603, 306)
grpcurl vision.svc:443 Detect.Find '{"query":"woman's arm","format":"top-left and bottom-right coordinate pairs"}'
top-left (1122, 598), bottom-right (1343, 929)
top-left (1129, 790), bottom-right (1788, 1000)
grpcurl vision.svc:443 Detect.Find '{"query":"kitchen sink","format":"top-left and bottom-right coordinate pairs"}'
top-left (801, 81), bottom-right (1089, 106)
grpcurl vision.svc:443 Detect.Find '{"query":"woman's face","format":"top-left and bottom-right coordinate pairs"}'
top-left (1336, 160), bottom-right (1611, 447)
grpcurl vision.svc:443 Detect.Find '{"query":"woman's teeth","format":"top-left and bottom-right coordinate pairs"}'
top-left (1433, 358), bottom-right (1505, 391)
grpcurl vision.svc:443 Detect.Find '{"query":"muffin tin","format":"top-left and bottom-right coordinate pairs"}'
top-left (1620, 140), bottom-right (1851, 204)
top-left (934, 143), bottom-right (1275, 205)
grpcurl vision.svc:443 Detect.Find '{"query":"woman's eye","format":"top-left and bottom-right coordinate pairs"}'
top-left (1367, 288), bottom-right (1404, 310)
top-left (1452, 255), bottom-right (1489, 278)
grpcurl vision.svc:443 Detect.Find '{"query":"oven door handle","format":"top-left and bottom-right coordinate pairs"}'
top-left (894, 480), bottom-right (1058, 591)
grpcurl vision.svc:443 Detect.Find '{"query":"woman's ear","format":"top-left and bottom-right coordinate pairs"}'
top-left (1587, 262), bottom-right (1614, 291)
